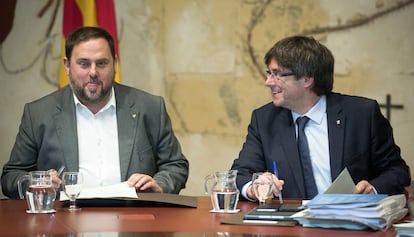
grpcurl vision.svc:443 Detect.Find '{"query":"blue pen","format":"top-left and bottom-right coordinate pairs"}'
top-left (273, 161), bottom-right (284, 204)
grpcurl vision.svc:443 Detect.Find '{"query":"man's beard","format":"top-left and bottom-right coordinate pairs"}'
top-left (70, 76), bottom-right (113, 104)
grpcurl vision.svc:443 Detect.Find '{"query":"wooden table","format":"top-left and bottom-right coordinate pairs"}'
top-left (0, 196), bottom-right (399, 236)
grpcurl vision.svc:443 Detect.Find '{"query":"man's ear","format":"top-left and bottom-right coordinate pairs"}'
top-left (63, 57), bottom-right (70, 75)
top-left (303, 76), bottom-right (314, 88)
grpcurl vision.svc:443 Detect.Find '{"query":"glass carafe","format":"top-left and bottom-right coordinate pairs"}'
top-left (18, 171), bottom-right (56, 213)
top-left (204, 170), bottom-right (239, 212)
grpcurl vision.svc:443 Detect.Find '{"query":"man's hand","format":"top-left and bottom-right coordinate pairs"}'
top-left (127, 174), bottom-right (163, 193)
top-left (49, 169), bottom-right (62, 189)
top-left (353, 180), bottom-right (376, 194)
top-left (246, 173), bottom-right (284, 200)
top-left (271, 174), bottom-right (285, 197)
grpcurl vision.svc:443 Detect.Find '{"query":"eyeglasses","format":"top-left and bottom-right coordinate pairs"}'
top-left (265, 70), bottom-right (295, 80)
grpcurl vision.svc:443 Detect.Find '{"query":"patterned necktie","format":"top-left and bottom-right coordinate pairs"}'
top-left (296, 116), bottom-right (318, 199)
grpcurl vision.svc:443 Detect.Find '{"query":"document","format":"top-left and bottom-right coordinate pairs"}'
top-left (60, 181), bottom-right (137, 201)
top-left (305, 193), bottom-right (389, 209)
top-left (324, 168), bottom-right (355, 194)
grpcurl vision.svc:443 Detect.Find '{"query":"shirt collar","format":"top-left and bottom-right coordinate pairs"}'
top-left (292, 95), bottom-right (326, 124)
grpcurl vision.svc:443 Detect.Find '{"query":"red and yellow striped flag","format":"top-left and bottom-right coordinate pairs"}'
top-left (59, 0), bottom-right (121, 88)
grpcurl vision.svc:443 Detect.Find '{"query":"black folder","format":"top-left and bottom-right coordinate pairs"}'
top-left (61, 192), bottom-right (198, 208)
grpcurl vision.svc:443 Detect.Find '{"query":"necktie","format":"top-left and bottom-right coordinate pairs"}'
top-left (296, 116), bottom-right (318, 199)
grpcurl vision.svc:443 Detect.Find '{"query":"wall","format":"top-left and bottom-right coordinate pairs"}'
top-left (0, 0), bottom-right (413, 198)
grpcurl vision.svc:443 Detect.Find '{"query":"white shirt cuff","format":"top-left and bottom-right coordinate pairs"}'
top-left (242, 181), bottom-right (256, 201)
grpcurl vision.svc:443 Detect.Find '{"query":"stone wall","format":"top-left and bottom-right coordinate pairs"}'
top-left (0, 0), bottom-right (413, 197)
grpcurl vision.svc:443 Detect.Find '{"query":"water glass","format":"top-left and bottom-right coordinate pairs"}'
top-left (62, 172), bottom-right (83, 211)
top-left (252, 172), bottom-right (273, 205)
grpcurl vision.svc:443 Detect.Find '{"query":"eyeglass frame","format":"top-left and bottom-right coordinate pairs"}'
top-left (265, 69), bottom-right (296, 80)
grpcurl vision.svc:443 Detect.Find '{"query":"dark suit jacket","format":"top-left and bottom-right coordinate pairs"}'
top-left (231, 93), bottom-right (410, 199)
top-left (1, 83), bottom-right (189, 198)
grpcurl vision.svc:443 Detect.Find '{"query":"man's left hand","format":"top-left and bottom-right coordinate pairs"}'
top-left (353, 180), bottom-right (376, 194)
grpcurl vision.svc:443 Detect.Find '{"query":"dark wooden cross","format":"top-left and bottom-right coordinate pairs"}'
top-left (379, 94), bottom-right (404, 122)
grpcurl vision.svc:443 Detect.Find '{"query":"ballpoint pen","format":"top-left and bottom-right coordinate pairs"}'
top-left (272, 161), bottom-right (284, 204)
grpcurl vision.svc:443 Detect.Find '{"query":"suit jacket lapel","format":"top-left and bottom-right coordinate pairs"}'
top-left (54, 86), bottom-right (78, 172)
top-left (114, 84), bottom-right (138, 180)
top-left (326, 94), bottom-right (345, 181)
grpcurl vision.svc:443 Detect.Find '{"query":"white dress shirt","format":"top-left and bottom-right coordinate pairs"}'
top-left (74, 87), bottom-right (121, 188)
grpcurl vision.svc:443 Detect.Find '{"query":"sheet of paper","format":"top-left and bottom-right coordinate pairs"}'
top-left (393, 221), bottom-right (414, 229)
top-left (324, 168), bottom-right (355, 194)
top-left (60, 181), bottom-right (137, 201)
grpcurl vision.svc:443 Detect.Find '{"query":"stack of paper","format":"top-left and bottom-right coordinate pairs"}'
top-left (292, 194), bottom-right (408, 231)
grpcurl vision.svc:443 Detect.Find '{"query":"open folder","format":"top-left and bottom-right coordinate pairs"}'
top-left (60, 181), bottom-right (197, 208)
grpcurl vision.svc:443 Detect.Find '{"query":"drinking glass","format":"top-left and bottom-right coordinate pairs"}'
top-left (252, 172), bottom-right (273, 206)
top-left (62, 172), bottom-right (83, 211)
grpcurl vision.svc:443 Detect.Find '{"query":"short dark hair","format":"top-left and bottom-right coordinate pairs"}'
top-left (264, 36), bottom-right (334, 95)
top-left (65, 26), bottom-right (116, 61)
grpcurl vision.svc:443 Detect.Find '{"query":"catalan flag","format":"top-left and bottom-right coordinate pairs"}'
top-left (59, 0), bottom-right (120, 88)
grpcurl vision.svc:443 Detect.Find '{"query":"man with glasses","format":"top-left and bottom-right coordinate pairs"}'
top-left (231, 35), bottom-right (410, 200)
